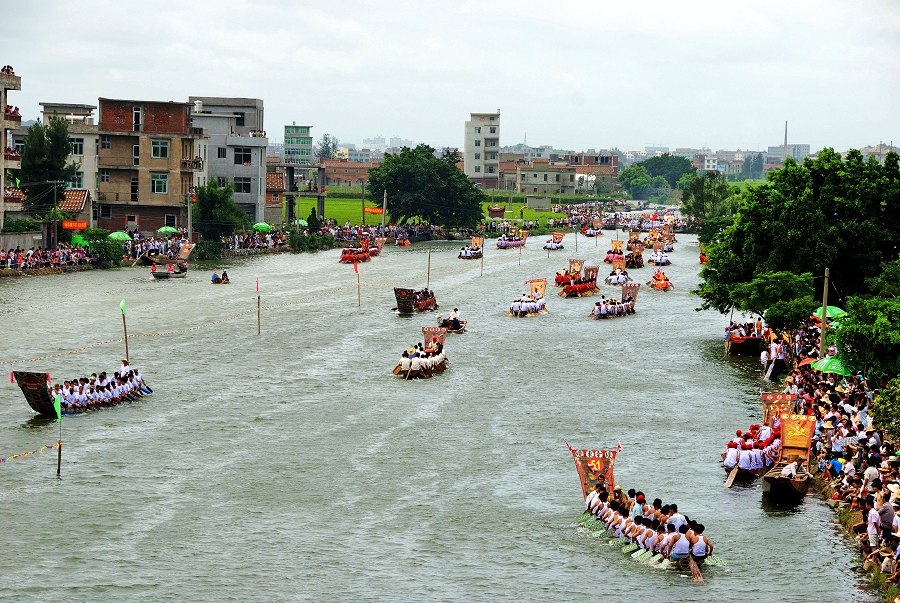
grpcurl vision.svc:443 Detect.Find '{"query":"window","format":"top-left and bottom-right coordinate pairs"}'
top-left (217, 176), bottom-right (227, 187)
top-left (133, 107), bottom-right (142, 132)
top-left (151, 173), bottom-right (168, 194)
top-left (555, 174), bottom-right (560, 182)
top-left (474, 127), bottom-right (481, 134)
top-left (101, 135), bottom-right (111, 149)
top-left (474, 166), bottom-right (481, 173)
top-left (126, 214), bottom-right (137, 228)
top-left (489, 115), bottom-right (496, 121)
top-left (234, 112), bottom-right (245, 126)
top-left (570, 174), bottom-right (575, 182)
top-left (100, 168), bottom-right (110, 182)
top-left (489, 127), bottom-right (496, 134)
top-left (70, 137), bottom-right (84, 155)
top-left (131, 176), bottom-right (139, 201)
top-left (69, 171), bottom-right (83, 188)
top-left (474, 153), bottom-right (481, 160)
top-left (474, 140), bottom-right (481, 147)
top-left (487, 166), bottom-right (495, 174)
top-left (234, 177), bottom-right (251, 193)
top-left (164, 214), bottom-right (176, 227)
top-left (543, 174), bottom-right (548, 182)
top-left (151, 140), bottom-right (169, 158)
top-left (217, 147), bottom-right (226, 159)
top-left (100, 205), bottom-right (112, 219)
top-left (133, 144), bottom-right (140, 166)
top-left (234, 147), bottom-right (252, 165)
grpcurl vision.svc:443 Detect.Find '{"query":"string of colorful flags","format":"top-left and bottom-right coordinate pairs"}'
top-left (0, 441), bottom-right (60, 465)
top-left (0, 251), bottom-right (521, 366)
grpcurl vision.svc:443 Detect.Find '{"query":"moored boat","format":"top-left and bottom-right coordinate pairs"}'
top-left (724, 334), bottom-right (763, 355)
top-left (761, 412), bottom-right (816, 503)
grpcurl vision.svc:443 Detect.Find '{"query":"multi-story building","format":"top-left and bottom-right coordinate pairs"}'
top-left (322, 159), bottom-right (379, 187)
top-left (38, 103), bottom-right (100, 198)
top-left (767, 143), bottom-right (810, 162)
top-left (515, 160), bottom-right (576, 195)
top-left (0, 66), bottom-right (22, 230)
top-left (190, 97), bottom-right (266, 222)
top-left (95, 97), bottom-right (207, 232)
top-left (347, 148), bottom-right (374, 163)
top-left (464, 111), bottom-right (500, 188)
top-left (284, 123), bottom-right (313, 165)
top-left (692, 152), bottom-right (718, 173)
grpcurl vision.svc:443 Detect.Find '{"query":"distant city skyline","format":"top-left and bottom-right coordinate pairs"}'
top-left (5, 0), bottom-right (897, 153)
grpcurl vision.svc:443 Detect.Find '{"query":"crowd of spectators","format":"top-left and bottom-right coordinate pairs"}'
top-left (1, 245), bottom-right (96, 270)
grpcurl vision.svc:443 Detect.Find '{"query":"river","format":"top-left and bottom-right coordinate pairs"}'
top-left (0, 233), bottom-right (874, 602)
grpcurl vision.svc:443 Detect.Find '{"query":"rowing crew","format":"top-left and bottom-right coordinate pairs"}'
top-left (49, 365), bottom-right (150, 411)
top-left (648, 250), bottom-right (670, 265)
top-left (458, 245), bottom-right (482, 258)
top-left (722, 426), bottom-right (783, 471)
top-left (544, 240), bottom-right (564, 250)
top-left (590, 295), bottom-right (635, 318)
top-left (398, 340), bottom-right (446, 371)
top-left (605, 269), bottom-right (631, 285)
top-left (509, 292), bottom-right (546, 316)
top-left (585, 484), bottom-right (713, 563)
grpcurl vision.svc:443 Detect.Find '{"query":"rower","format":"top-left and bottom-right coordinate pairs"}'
top-left (221, 271), bottom-right (229, 284)
top-left (692, 524), bottom-right (712, 562)
top-left (669, 525), bottom-right (692, 562)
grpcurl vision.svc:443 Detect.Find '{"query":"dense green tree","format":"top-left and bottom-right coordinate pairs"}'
top-left (316, 133), bottom-right (339, 161)
top-left (191, 181), bottom-right (249, 241)
top-left (80, 227), bottom-right (124, 267)
top-left (865, 259), bottom-right (900, 298)
top-left (366, 145), bottom-right (484, 227)
top-left (619, 164), bottom-right (652, 199)
top-left (695, 150), bottom-right (900, 313)
top-left (871, 378), bottom-right (900, 440)
top-left (730, 271), bottom-right (818, 343)
top-left (19, 117), bottom-right (79, 214)
top-left (681, 171), bottom-right (738, 226)
top-left (306, 207), bottom-right (321, 230)
top-left (635, 154), bottom-right (694, 188)
top-left (741, 153), bottom-right (764, 180)
top-left (833, 296), bottom-right (900, 383)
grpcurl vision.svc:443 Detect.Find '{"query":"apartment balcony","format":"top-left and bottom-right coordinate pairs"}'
top-left (0, 73), bottom-right (22, 91)
top-left (180, 158), bottom-right (203, 171)
top-left (3, 149), bottom-right (20, 169)
top-left (226, 135), bottom-right (267, 147)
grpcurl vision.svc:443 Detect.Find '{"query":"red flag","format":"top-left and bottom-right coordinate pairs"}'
top-left (616, 442), bottom-right (622, 453)
top-left (353, 261), bottom-right (359, 274)
top-left (256, 278), bottom-right (259, 292)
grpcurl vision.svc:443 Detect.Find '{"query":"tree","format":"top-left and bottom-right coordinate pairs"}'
top-left (681, 171), bottom-right (737, 226)
top-left (19, 117), bottom-right (79, 214)
top-left (695, 150), bottom-right (900, 313)
top-left (191, 181), bottom-right (248, 241)
top-left (741, 153), bottom-right (765, 180)
top-left (619, 164), bottom-right (652, 199)
top-left (871, 378), bottom-right (900, 441)
top-left (81, 227), bottom-right (123, 268)
top-left (316, 133), bottom-right (339, 161)
top-left (306, 207), bottom-right (321, 230)
top-left (635, 154), bottom-right (695, 188)
top-left (730, 271), bottom-right (818, 344)
top-left (866, 259), bottom-right (900, 298)
top-left (833, 296), bottom-right (900, 383)
top-left (366, 144), bottom-right (485, 228)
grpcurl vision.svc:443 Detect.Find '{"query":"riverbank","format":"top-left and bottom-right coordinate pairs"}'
top-left (816, 473), bottom-right (900, 602)
top-left (0, 264), bottom-right (96, 278)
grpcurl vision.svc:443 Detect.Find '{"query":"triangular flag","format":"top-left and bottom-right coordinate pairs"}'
top-left (353, 261), bottom-right (359, 274)
top-left (53, 394), bottom-right (61, 422)
top-left (616, 442), bottom-right (622, 453)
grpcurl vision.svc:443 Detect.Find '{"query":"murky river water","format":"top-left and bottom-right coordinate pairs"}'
top-left (0, 233), bottom-right (874, 602)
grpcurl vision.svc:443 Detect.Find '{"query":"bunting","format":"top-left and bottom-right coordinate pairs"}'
top-left (0, 441), bottom-right (60, 465)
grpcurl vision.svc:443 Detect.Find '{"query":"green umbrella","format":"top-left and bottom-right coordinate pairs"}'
top-left (252, 222), bottom-right (274, 232)
top-left (157, 226), bottom-right (178, 233)
top-left (71, 234), bottom-right (91, 248)
top-left (292, 219), bottom-right (308, 227)
top-left (815, 305), bottom-right (846, 319)
top-left (108, 231), bottom-right (132, 241)
top-left (811, 356), bottom-right (851, 376)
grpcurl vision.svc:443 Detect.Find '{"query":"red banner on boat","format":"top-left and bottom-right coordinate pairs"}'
top-left (524, 278), bottom-right (547, 299)
top-left (551, 232), bottom-right (565, 244)
top-left (364, 207), bottom-right (383, 214)
top-left (761, 393), bottom-right (797, 424)
top-left (780, 413), bottom-right (816, 460)
top-left (567, 443), bottom-right (617, 498)
top-left (422, 326), bottom-right (447, 346)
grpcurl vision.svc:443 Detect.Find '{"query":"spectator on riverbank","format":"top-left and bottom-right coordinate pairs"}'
top-left (1, 245), bottom-right (97, 271)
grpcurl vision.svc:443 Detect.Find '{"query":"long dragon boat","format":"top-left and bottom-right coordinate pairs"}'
top-left (604, 240), bottom-right (625, 264)
top-left (646, 270), bottom-right (673, 291)
top-left (543, 231), bottom-right (565, 251)
top-left (13, 370), bottom-right (151, 417)
top-left (497, 229), bottom-right (527, 249)
top-left (560, 263), bottom-right (599, 298)
top-left (567, 443), bottom-right (725, 575)
top-left (507, 278), bottom-right (548, 317)
top-left (392, 287), bottom-right (438, 314)
top-left (392, 326), bottom-right (448, 379)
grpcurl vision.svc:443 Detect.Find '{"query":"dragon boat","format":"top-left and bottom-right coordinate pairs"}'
top-left (392, 327), bottom-right (448, 379)
top-left (392, 287), bottom-right (438, 314)
top-left (497, 229), bottom-right (527, 249)
top-left (762, 412), bottom-right (815, 503)
top-left (646, 270), bottom-right (673, 291)
top-left (13, 370), bottom-right (152, 417)
top-left (150, 261), bottom-right (188, 279)
top-left (557, 260), bottom-right (599, 298)
top-left (458, 236), bottom-right (483, 260)
top-left (724, 334), bottom-right (764, 355)
top-left (543, 232), bottom-right (565, 251)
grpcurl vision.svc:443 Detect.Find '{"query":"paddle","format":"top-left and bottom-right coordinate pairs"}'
top-left (689, 557), bottom-right (706, 585)
top-left (724, 465), bottom-right (739, 488)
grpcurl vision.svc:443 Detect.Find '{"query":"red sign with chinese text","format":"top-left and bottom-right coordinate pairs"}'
top-left (62, 220), bottom-right (87, 230)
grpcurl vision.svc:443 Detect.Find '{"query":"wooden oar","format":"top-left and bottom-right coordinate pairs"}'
top-left (689, 557), bottom-right (706, 585)
top-left (724, 465), bottom-right (739, 488)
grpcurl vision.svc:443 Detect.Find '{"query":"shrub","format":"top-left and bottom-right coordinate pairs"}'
top-left (193, 240), bottom-right (224, 260)
top-left (1, 217), bottom-right (41, 233)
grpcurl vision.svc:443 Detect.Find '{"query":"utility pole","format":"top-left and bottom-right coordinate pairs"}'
top-left (382, 190), bottom-right (387, 227)
top-left (819, 267), bottom-right (830, 358)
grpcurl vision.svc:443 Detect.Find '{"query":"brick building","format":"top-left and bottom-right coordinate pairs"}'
top-left (322, 159), bottom-right (379, 187)
top-left (96, 98), bottom-right (207, 232)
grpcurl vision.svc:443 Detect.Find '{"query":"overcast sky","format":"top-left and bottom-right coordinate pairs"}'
top-left (7, 0), bottom-right (898, 152)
